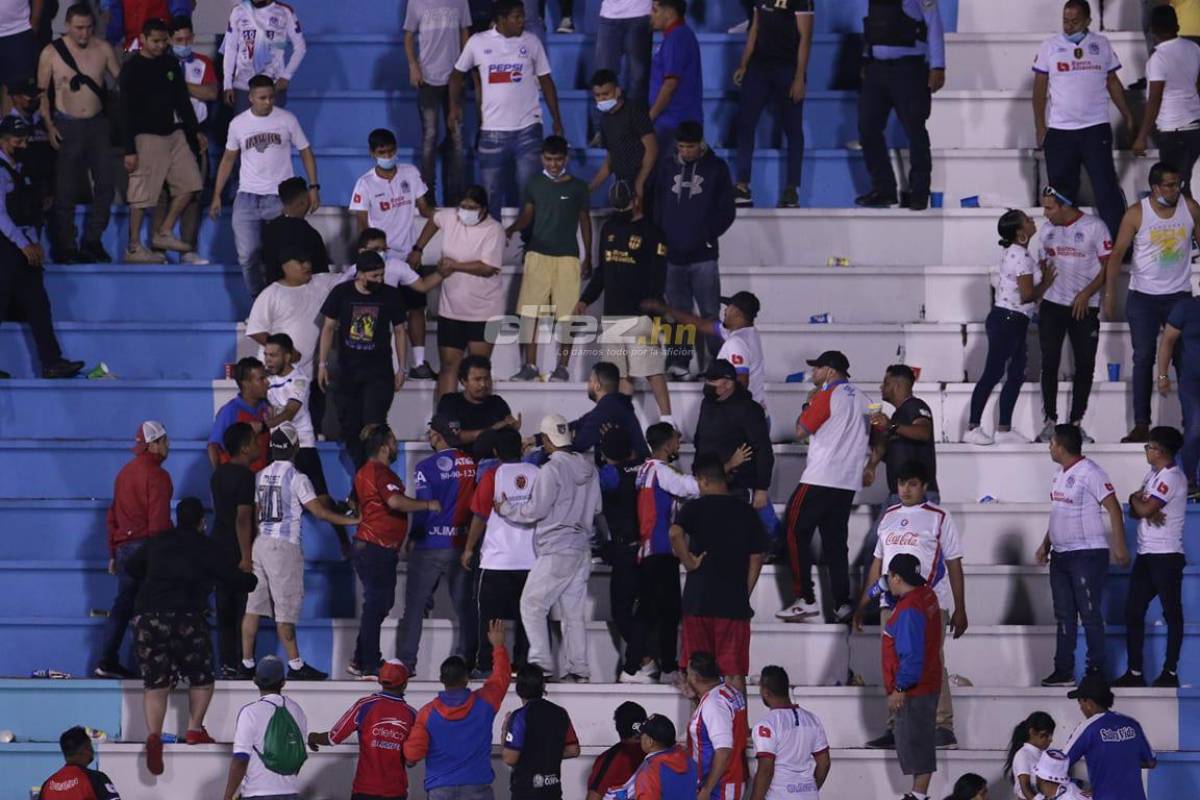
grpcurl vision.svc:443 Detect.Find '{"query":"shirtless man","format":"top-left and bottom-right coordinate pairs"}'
top-left (36, 2), bottom-right (120, 264)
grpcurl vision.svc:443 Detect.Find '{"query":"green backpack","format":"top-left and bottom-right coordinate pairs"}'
top-left (254, 698), bottom-right (308, 776)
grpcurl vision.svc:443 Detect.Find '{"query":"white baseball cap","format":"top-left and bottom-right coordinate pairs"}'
top-left (134, 421), bottom-right (167, 452)
top-left (270, 421), bottom-right (299, 449)
top-left (1034, 749), bottom-right (1070, 784)
top-left (540, 414), bottom-right (572, 447)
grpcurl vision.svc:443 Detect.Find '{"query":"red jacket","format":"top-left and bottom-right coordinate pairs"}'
top-left (882, 584), bottom-right (942, 696)
top-left (106, 452), bottom-right (173, 556)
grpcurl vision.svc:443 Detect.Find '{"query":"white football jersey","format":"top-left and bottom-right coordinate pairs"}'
top-left (256, 460), bottom-right (316, 546)
top-left (752, 705), bottom-right (829, 800)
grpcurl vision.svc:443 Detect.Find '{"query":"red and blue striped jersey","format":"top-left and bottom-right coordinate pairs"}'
top-left (636, 459), bottom-right (700, 560)
top-left (412, 448), bottom-right (477, 549)
top-left (687, 683), bottom-right (748, 799)
top-left (328, 691), bottom-right (417, 797)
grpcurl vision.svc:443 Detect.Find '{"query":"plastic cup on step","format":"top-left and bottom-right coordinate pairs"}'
top-left (786, 370), bottom-right (806, 383)
top-left (1108, 363), bottom-right (1121, 382)
top-left (960, 195), bottom-right (981, 208)
top-left (931, 192), bottom-right (944, 208)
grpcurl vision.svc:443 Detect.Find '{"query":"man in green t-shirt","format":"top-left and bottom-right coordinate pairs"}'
top-left (507, 135), bottom-right (592, 382)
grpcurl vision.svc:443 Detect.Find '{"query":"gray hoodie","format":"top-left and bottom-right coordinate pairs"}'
top-left (496, 449), bottom-right (601, 557)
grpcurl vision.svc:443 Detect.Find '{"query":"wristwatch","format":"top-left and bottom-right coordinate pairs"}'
top-left (411, 245), bottom-right (423, 254)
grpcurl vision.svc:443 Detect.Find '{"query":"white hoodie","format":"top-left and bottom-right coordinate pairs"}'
top-left (497, 450), bottom-right (601, 557)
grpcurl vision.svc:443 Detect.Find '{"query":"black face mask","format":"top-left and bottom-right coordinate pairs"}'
top-left (366, 281), bottom-right (383, 294)
top-left (702, 385), bottom-right (719, 402)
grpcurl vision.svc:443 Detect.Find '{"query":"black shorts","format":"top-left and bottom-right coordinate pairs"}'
top-left (136, 611), bottom-right (215, 689)
top-left (437, 316), bottom-right (488, 351)
top-left (399, 284), bottom-right (426, 311)
top-left (294, 447), bottom-right (329, 497)
top-left (0, 29), bottom-right (38, 86)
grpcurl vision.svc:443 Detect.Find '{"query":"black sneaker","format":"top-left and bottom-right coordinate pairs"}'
top-left (1121, 424), bottom-right (1150, 444)
top-left (52, 249), bottom-right (86, 264)
top-left (221, 664), bottom-right (253, 680)
top-left (469, 667), bottom-right (493, 680)
top-left (0, 369), bottom-right (10, 379)
top-left (1040, 669), bottom-right (1076, 687)
top-left (78, 241), bottom-right (112, 263)
top-left (934, 727), bottom-right (958, 749)
top-left (1152, 670), bottom-right (1179, 688)
top-left (734, 185), bottom-right (753, 207)
top-left (94, 661), bottom-right (138, 679)
top-left (408, 362), bottom-right (437, 380)
top-left (778, 186), bottom-right (799, 208)
top-left (43, 359), bottom-right (85, 379)
top-left (1112, 670), bottom-right (1145, 688)
top-left (907, 194), bottom-right (930, 211)
top-left (865, 730), bottom-right (895, 749)
top-left (854, 189), bottom-right (898, 208)
top-left (288, 663), bottom-right (329, 681)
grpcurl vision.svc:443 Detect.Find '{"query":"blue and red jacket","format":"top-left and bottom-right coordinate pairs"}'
top-left (607, 746), bottom-right (698, 800)
top-left (403, 645), bottom-right (512, 789)
top-left (882, 584), bottom-right (942, 696)
top-left (209, 395), bottom-right (270, 472)
top-left (635, 459), bottom-right (699, 560)
top-left (328, 690), bottom-right (416, 797)
top-left (412, 448), bottom-right (477, 549)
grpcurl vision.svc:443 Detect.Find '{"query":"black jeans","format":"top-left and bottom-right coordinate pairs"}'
top-left (1125, 552), bottom-right (1185, 673)
top-left (623, 553), bottom-right (682, 674)
top-left (1043, 123), bottom-right (1126, 238)
top-left (335, 369), bottom-right (395, 468)
top-left (0, 233), bottom-right (62, 369)
top-left (858, 57), bottom-right (932, 198)
top-left (969, 307), bottom-right (1029, 427)
top-left (475, 568), bottom-right (529, 673)
top-left (608, 542), bottom-right (638, 667)
top-left (353, 539), bottom-right (399, 674)
top-left (212, 534), bottom-right (248, 669)
top-left (783, 483), bottom-right (856, 608)
top-left (1037, 299), bottom-right (1099, 424)
top-left (735, 61), bottom-right (805, 189)
top-left (51, 113), bottom-right (116, 253)
top-left (1157, 127), bottom-right (1200, 197)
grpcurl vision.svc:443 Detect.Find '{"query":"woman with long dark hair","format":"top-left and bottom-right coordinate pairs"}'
top-left (1004, 711), bottom-right (1057, 799)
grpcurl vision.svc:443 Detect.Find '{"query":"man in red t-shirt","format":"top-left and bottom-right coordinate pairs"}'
top-left (350, 423), bottom-right (440, 678)
top-left (38, 726), bottom-right (121, 800)
top-left (586, 701), bottom-right (647, 800)
top-left (308, 660), bottom-right (417, 800)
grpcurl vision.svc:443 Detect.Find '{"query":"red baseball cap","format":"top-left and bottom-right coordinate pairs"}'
top-left (379, 660), bottom-right (411, 687)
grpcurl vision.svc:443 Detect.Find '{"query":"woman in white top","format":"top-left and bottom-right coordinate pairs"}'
top-left (964, 211), bottom-right (1057, 445)
top-left (408, 184), bottom-right (506, 398)
top-left (1003, 711), bottom-right (1056, 800)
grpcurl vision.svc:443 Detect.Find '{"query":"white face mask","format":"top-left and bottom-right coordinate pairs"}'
top-left (458, 207), bottom-right (482, 226)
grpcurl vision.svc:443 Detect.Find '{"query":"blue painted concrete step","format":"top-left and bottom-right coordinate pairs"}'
top-left (43, 265), bottom-right (250, 323)
top-left (0, 682), bottom-right (123, 742)
top-left (0, 381), bottom-right (218, 439)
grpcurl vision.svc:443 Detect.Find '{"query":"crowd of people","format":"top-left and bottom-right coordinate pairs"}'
top-left (8, 0), bottom-right (1198, 799)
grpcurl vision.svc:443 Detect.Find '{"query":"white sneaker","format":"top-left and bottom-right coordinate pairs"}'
top-left (962, 427), bottom-right (994, 446)
top-left (619, 662), bottom-right (657, 684)
top-left (832, 603), bottom-right (854, 623)
top-left (180, 251), bottom-right (209, 265)
top-left (775, 600), bottom-right (820, 622)
top-left (993, 429), bottom-right (1030, 445)
top-left (727, 20), bottom-right (749, 33)
top-left (1035, 419), bottom-right (1057, 442)
top-left (555, 15), bottom-right (574, 32)
top-left (1074, 424), bottom-right (1095, 444)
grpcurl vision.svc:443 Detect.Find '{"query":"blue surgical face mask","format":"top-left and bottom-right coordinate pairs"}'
top-left (1065, 30), bottom-right (1086, 44)
top-left (375, 156), bottom-right (397, 170)
top-left (172, 45), bottom-right (192, 59)
top-left (596, 98), bottom-right (618, 113)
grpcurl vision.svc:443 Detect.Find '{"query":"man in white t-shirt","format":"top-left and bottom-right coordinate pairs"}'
top-left (211, 75), bottom-right (319, 297)
top-left (221, 0), bottom-right (306, 111)
top-left (852, 460), bottom-right (965, 751)
top-left (448, 0), bottom-right (563, 220)
top-left (777, 350), bottom-right (869, 624)
top-left (750, 665), bottom-right (830, 800)
top-left (1134, 6), bottom-right (1200, 195)
top-left (241, 424), bottom-right (359, 683)
top-left (1114, 425), bottom-right (1188, 689)
top-left (1036, 423), bottom-right (1129, 687)
top-left (1033, 0), bottom-right (1134, 239)
top-left (350, 127), bottom-right (437, 379)
top-left (1105, 163), bottom-right (1200, 443)
top-left (222, 655), bottom-right (308, 800)
top-left (1034, 189), bottom-right (1113, 443)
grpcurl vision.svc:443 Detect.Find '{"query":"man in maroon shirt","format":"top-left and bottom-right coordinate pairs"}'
top-left (95, 420), bottom-right (173, 679)
top-left (587, 701), bottom-right (648, 800)
top-left (37, 726), bottom-right (121, 800)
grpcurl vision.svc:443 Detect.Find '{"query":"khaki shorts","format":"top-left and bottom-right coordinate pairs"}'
top-left (601, 315), bottom-right (665, 378)
top-left (516, 251), bottom-right (581, 321)
top-left (245, 536), bottom-right (304, 624)
top-left (126, 130), bottom-right (203, 209)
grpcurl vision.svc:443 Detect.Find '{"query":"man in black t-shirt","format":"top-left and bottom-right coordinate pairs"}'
top-left (317, 251), bottom-right (408, 467)
top-left (209, 422), bottom-right (259, 677)
top-left (502, 665), bottom-right (581, 800)
top-left (732, 0), bottom-right (814, 209)
top-left (588, 69), bottom-right (659, 213)
top-left (670, 451), bottom-right (766, 694)
top-left (435, 354), bottom-right (518, 447)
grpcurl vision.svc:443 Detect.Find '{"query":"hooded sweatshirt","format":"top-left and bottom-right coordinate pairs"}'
top-left (652, 146), bottom-right (736, 265)
top-left (497, 449), bottom-right (601, 557)
top-left (693, 383), bottom-right (774, 494)
top-left (607, 745), bottom-right (698, 800)
top-left (571, 392), bottom-right (650, 460)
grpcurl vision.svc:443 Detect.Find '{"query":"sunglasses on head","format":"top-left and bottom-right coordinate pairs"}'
top-left (1043, 185), bottom-right (1073, 206)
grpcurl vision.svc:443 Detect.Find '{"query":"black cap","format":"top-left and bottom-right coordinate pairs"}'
top-left (1068, 673), bottom-right (1114, 707)
top-left (887, 553), bottom-right (926, 588)
top-left (6, 77), bottom-right (39, 96)
top-left (721, 291), bottom-right (760, 321)
top-left (355, 250), bottom-right (386, 274)
top-left (429, 413), bottom-right (462, 446)
top-left (614, 701), bottom-right (648, 739)
top-left (0, 115), bottom-right (32, 139)
top-left (609, 179), bottom-right (635, 211)
top-left (703, 359), bottom-right (737, 381)
top-left (640, 713), bottom-right (677, 746)
top-left (806, 350), bottom-right (851, 376)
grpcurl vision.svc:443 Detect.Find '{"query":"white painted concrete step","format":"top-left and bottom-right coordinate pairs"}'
top-left (960, 0), bottom-right (1141, 34)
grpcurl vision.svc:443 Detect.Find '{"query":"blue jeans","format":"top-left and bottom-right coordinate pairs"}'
top-left (99, 540), bottom-right (148, 666)
top-left (522, 0), bottom-right (545, 41)
top-left (477, 124), bottom-right (543, 221)
top-left (665, 259), bottom-right (721, 370)
top-left (591, 16), bottom-right (651, 135)
top-left (1043, 123), bottom-right (1126, 238)
top-left (736, 61), bottom-right (805, 189)
top-left (232, 192), bottom-right (283, 297)
top-left (352, 540), bottom-right (399, 674)
top-left (1049, 548), bottom-right (1109, 674)
top-left (397, 547), bottom-right (476, 669)
top-left (1126, 290), bottom-right (1191, 425)
top-left (969, 308), bottom-right (1029, 427)
top-left (1180, 379), bottom-right (1200, 486)
top-left (429, 786), bottom-right (494, 800)
top-left (419, 83), bottom-right (466, 206)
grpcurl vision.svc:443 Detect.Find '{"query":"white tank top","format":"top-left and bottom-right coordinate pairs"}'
top-left (1131, 196), bottom-right (1195, 295)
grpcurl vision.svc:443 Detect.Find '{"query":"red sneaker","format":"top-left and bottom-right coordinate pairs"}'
top-left (185, 728), bottom-right (215, 745)
top-left (145, 733), bottom-right (163, 775)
